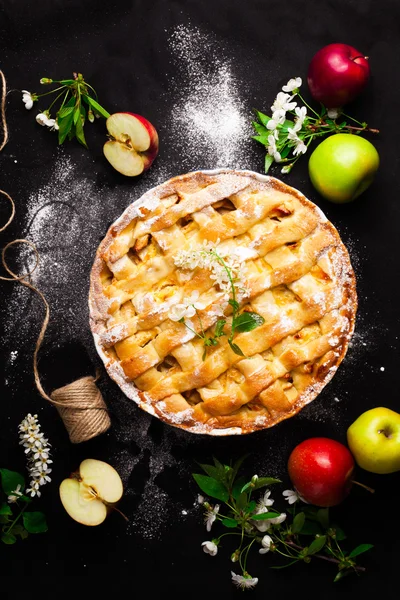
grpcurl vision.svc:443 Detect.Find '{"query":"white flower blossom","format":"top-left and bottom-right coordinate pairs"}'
top-left (267, 134), bottom-right (281, 162)
top-left (282, 77), bottom-right (302, 93)
top-left (271, 92), bottom-right (297, 114)
top-left (22, 90), bottom-right (34, 110)
top-left (36, 112), bottom-right (50, 126)
top-left (18, 413), bottom-right (52, 498)
top-left (327, 108), bottom-right (339, 119)
top-left (204, 504), bottom-right (220, 532)
top-left (256, 490), bottom-right (274, 513)
top-left (293, 139), bottom-right (307, 156)
top-left (231, 572), bottom-right (259, 590)
top-left (267, 109), bottom-right (286, 130)
top-left (253, 510), bottom-right (287, 533)
top-left (202, 541), bottom-right (218, 556)
top-left (283, 489), bottom-right (300, 504)
top-left (168, 290), bottom-right (206, 322)
top-left (7, 484), bottom-right (23, 503)
top-left (259, 534), bottom-right (273, 554)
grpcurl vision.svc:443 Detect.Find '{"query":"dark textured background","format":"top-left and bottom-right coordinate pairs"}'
top-left (1, 0), bottom-right (399, 596)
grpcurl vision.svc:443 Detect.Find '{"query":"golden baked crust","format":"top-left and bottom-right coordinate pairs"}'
top-left (89, 169), bottom-right (357, 435)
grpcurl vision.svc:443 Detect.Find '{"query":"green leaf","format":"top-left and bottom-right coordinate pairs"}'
top-left (228, 340), bottom-right (245, 356)
top-left (334, 569), bottom-right (353, 583)
top-left (214, 319), bottom-right (226, 338)
top-left (198, 463), bottom-right (222, 481)
top-left (233, 312), bottom-right (265, 333)
top-left (252, 122), bottom-right (268, 136)
top-left (240, 481), bottom-right (253, 494)
top-left (280, 145), bottom-right (292, 159)
top-left (332, 525), bottom-right (346, 541)
top-left (0, 469), bottom-right (25, 495)
top-left (231, 455), bottom-right (249, 480)
top-left (75, 109), bottom-right (88, 149)
top-left (317, 508), bottom-right (330, 529)
top-left (228, 299), bottom-right (239, 312)
top-left (252, 477), bottom-right (281, 491)
top-left (300, 520), bottom-right (322, 536)
top-left (0, 503), bottom-right (12, 516)
top-left (252, 511), bottom-right (281, 521)
top-left (232, 476), bottom-right (247, 500)
top-left (58, 108), bottom-right (75, 144)
top-left (348, 543), bottom-right (374, 558)
top-left (236, 492), bottom-right (248, 511)
top-left (1, 532), bottom-right (16, 545)
top-left (246, 501), bottom-right (256, 513)
top-left (23, 511), bottom-right (48, 534)
top-left (292, 512), bottom-right (306, 533)
top-left (252, 134), bottom-right (270, 146)
top-left (255, 110), bottom-right (271, 127)
top-left (57, 106), bottom-right (74, 119)
top-left (222, 518), bottom-right (238, 528)
top-left (281, 118), bottom-right (295, 130)
top-left (307, 535), bottom-right (327, 555)
top-left (84, 95), bottom-right (110, 119)
top-left (264, 154), bottom-right (274, 173)
top-left (0, 515), bottom-right (10, 524)
top-left (192, 474), bottom-right (229, 502)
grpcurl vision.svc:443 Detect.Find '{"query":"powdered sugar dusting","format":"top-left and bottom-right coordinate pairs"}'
top-left (168, 25), bottom-right (253, 170)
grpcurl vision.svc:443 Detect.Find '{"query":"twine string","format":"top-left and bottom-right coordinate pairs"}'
top-left (0, 71), bottom-right (110, 443)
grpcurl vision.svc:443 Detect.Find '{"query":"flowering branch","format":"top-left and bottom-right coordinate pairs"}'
top-left (252, 77), bottom-right (379, 174)
top-left (171, 245), bottom-right (264, 358)
top-left (21, 73), bottom-right (110, 148)
top-left (193, 456), bottom-right (373, 590)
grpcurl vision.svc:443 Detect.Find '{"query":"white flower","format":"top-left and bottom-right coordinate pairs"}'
top-left (204, 504), bottom-right (220, 532)
top-left (202, 541), bottom-right (218, 556)
top-left (7, 484), bottom-right (23, 503)
top-left (19, 413), bottom-right (52, 498)
top-left (282, 77), bottom-right (302, 93)
top-left (36, 112), bottom-right (50, 126)
top-left (269, 513), bottom-right (287, 525)
top-left (46, 118), bottom-right (59, 131)
top-left (267, 134), bottom-right (281, 162)
top-left (22, 90), bottom-right (34, 110)
top-left (253, 511), bottom-right (287, 533)
top-left (197, 494), bottom-right (204, 504)
top-left (271, 92), bottom-right (297, 114)
top-left (256, 490), bottom-right (274, 512)
top-left (231, 572), bottom-right (259, 590)
top-left (327, 108), bottom-right (339, 119)
top-left (293, 105), bottom-right (307, 132)
top-left (259, 534), bottom-right (273, 554)
top-left (287, 127), bottom-right (301, 141)
top-left (282, 489), bottom-right (300, 504)
top-left (267, 109), bottom-right (286, 130)
top-left (293, 139), bottom-right (307, 156)
top-left (168, 290), bottom-right (206, 322)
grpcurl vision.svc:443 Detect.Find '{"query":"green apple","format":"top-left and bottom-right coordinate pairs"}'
top-left (347, 407), bottom-right (400, 474)
top-left (308, 133), bottom-right (379, 203)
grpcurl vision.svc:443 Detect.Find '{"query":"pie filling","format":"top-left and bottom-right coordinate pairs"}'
top-left (89, 170), bottom-right (357, 435)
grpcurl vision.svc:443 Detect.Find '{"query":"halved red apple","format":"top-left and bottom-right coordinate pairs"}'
top-left (103, 112), bottom-right (159, 176)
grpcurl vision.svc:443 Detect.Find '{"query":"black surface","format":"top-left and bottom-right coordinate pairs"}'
top-left (1, 0), bottom-right (399, 596)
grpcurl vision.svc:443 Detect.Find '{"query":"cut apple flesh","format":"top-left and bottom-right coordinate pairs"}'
top-left (60, 478), bottom-right (107, 526)
top-left (104, 141), bottom-right (145, 176)
top-left (79, 459), bottom-right (123, 504)
top-left (106, 113), bottom-right (150, 151)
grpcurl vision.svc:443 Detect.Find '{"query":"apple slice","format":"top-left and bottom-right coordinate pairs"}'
top-left (103, 112), bottom-right (159, 176)
top-left (59, 459), bottom-right (124, 526)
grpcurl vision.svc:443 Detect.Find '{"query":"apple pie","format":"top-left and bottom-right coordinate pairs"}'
top-left (89, 169), bottom-right (357, 435)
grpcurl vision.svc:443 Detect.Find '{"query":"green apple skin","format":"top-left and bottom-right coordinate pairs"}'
top-left (347, 407), bottom-right (400, 474)
top-left (308, 133), bottom-right (380, 204)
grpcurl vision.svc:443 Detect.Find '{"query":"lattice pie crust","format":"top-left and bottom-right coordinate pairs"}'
top-left (89, 169), bottom-right (357, 435)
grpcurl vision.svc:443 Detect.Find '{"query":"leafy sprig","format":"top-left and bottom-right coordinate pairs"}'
top-left (178, 249), bottom-right (264, 358)
top-left (252, 77), bottom-right (379, 174)
top-left (193, 457), bottom-right (373, 589)
top-left (0, 469), bottom-right (47, 545)
top-left (22, 73), bottom-right (110, 148)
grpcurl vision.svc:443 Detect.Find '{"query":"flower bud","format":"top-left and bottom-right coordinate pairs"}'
top-left (231, 549), bottom-right (240, 562)
top-left (88, 109), bottom-right (95, 123)
top-left (40, 78), bottom-right (53, 85)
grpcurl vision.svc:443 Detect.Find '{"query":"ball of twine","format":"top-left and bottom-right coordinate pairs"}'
top-left (0, 69), bottom-right (111, 443)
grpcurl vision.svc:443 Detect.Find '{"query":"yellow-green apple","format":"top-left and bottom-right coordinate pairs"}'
top-left (347, 407), bottom-right (400, 474)
top-left (59, 459), bottom-right (123, 526)
top-left (307, 43), bottom-right (370, 109)
top-left (103, 112), bottom-right (159, 176)
top-left (308, 133), bottom-right (379, 203)
top-left (287, 437), bottom-right (355, 507)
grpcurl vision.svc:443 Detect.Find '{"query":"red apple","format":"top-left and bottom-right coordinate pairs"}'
top-left (307, 43), bottom-right (370, 108)
top-left (103, 112), bottom-right (159, 176)
top-left (287, 437), bottom-right (355, 507)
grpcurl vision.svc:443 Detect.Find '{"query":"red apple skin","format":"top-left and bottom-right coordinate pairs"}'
top-left (122, 112), bottom-right (159, 171)
top-left (287, 437), bottom-right (355, 507)
top-left (307, 43), bottom-right (370, 108)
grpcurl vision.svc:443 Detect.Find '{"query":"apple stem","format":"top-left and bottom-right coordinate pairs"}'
top-left (352, 480), bottom-right (375, 494)
top-left (111, 505), bottom-right (129, 522)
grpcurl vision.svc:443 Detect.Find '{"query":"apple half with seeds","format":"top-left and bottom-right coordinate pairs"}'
top-left (59, 458), bottom-right (124, 526)
top-left (103, 112), bottom-right (159, 176)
